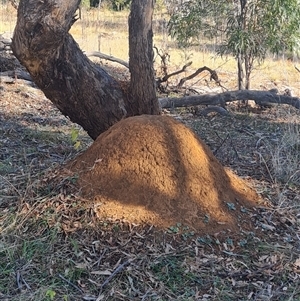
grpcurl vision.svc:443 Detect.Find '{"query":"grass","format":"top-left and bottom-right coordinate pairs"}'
top-left (271, 120), bottom-right (300, 187)
top-left (1, 3), bottom-right (300, 301)
top-left (1, 174), bottom-right (300, 301)
top-left (1, 3), bottom-right (299, 92)
top-left (17, 4), bottom-right (295, 94)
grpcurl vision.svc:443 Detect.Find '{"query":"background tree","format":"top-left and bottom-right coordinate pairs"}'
top-left (169, 0), bottom-right (300, 90)
top-left (110, 0), bottom-right (131, 11)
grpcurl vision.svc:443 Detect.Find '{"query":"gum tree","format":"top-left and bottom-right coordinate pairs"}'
top-left (169, 0), bottom-right (300, 89)
top-left (12, 0), bottom-right (160, 140)
top-left (10, 0), bottom-right (300, 133)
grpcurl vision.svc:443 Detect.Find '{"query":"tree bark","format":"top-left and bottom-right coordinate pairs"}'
top-left (128, 0), bottom-right (160, 115)
top-left (159, 89), bottom-right (300, 109)
top-left (237, 52), bottom-right (245, 90)
top-left (12, 0), bottom-right (127, 140)
top-left (11, 0), bottom-right (160, 140)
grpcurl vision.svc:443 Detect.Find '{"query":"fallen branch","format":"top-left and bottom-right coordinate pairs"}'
top-left (153, 45), bottom-right (170, 79)
top-left (159, 89), bottom-right (300, 109)
top-left (100, 259), bottom-right (131, 289)
top-left (85, 51), bottom-right (221, 94)
top-left (177, 66), bottom-right (220, 88)
top-left (58, 274), bottom-right (84, 294)
top-left (86, 49), bottom-right (193, 86)
top-left (85, 50), bottom-right (196, 90)
top-left (85, 51), bottom-right (129, 68)
top-left (157, 61), bottom-right (192, 85)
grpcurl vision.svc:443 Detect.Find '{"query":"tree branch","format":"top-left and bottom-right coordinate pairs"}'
top-left (83, 51), bottom-right (223, 95)
top-left (177, 66), bottom-right (220, 88)
top-left (157, 61), bottom-right (192, 84)
top-left (159, 89), bottom-right (300, 109)
top-left (86, 51), bottom-right (129, 68)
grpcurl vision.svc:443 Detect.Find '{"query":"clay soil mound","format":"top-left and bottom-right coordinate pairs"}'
top-left (68, 115), bottom-right (261, 234)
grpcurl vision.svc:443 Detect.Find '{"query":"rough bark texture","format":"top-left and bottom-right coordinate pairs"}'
top-left (12, 0), bottom-right (127, 140)
top-left (128, 0), bottom-right (160, 115)
top-left (12, 0), bottom-right (161, 139)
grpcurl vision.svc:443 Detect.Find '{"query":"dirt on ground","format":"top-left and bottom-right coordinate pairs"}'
top-left (67, 114), bottom-right (261, 234)
top-left (2, 47), bottom-right (300, 300)
top-left (1, 47), bottom-right (298, 238)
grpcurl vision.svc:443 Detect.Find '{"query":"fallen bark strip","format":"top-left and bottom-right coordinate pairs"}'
top-left (159, 89), bottom-right (300, 109)
top-left (85, 51), bottom-right (129, 68)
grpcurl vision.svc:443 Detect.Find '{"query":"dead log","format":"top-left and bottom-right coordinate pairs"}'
top-left (159, 89), bottom-right (300, 109)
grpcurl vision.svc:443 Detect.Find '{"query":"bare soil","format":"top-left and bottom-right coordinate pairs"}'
top-left (68, 114), bottom-right (261, 234)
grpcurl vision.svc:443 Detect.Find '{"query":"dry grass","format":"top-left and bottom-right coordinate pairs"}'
top-left (1, 4), bottom-right (299, 92)
top-left (1, 3), bottom-right (300, 301)
top-left (1, 83), bottom-right (300, 300)
top-left (70, 7), bottom-right (300, 94)
top-left (270, 120), bottom-right (300, 189)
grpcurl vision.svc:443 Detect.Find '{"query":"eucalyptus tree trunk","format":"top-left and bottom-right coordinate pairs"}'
top-left (128, 0), bottom-right (160, 115)
top-left (237, 51), bottom-right (245, 90)
top-left (12, 0), bottom-right (159, 140)
top-left (237, 0), bottom-right (247, 90)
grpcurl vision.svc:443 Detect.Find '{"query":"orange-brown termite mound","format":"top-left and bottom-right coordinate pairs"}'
top-left (68, 115), bottom-right (261, 234)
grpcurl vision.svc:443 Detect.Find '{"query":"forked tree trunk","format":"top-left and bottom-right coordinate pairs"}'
top-left (12, 0), bottom-right (159, 140)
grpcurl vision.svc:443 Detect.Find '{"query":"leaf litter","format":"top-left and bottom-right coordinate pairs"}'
top-left (1, 72), bottom-right (300, 300)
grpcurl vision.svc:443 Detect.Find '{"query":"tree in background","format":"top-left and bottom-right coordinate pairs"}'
top-left (81, 0), bottom-right (131, 10)
top-left (110, 0), bottom-right (131, 11)
top-left (169, 0), bottom-right (300, 90)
